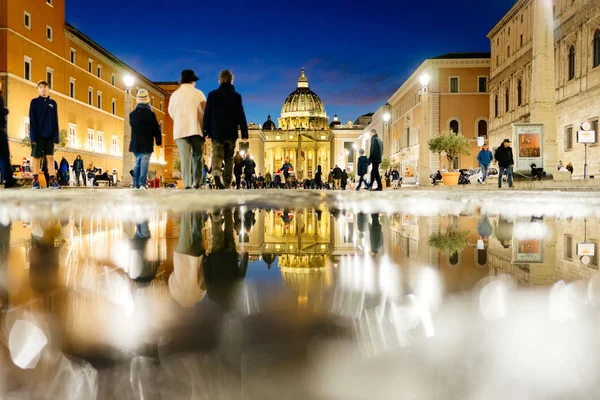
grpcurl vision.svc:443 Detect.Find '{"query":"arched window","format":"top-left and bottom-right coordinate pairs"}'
top-left (568, 45), bottom-right (576, 80)
top-left (494, 95), bottom-right (499, 118)
top-left (517, 80), bottom-right (522, 106)
top-left (594, 30), bottom-right (600, 68)
top-left (478, 120), bottom-right (488, 138)
top-left (505, 87), bottom-right (510, 112)
top-left (449, 120), bottom-right (459, 134)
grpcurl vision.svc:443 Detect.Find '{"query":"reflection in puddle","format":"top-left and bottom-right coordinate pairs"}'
top-left (1, 205), bottom-right (600, 399)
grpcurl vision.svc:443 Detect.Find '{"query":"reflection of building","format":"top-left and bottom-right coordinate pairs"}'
top-left (488, 0), bottom-right (600, 177)
top-left (1, 1), bottom-right (169, 180)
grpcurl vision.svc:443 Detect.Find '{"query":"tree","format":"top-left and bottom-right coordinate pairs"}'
top-left (381, 157), bottom-right (392, 170)
top-left (20, 129), bottom-right (69, 149)
top-left (428, 131), bottom-right (471, 170)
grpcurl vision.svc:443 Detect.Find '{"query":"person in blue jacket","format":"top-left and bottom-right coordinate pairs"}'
top-left (476, 143), bottom-right (494, 184)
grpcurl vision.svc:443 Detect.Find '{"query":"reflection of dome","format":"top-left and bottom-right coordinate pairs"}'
top-left (279, 254), bottom-right (330, 295)
top-left (262, 253), bottom-right (276, 268)
top-left (329, 115), bottom-right (342, 128)
top-left (263, 115), bottom-right (276, 130)
top-left (278, 69), bottom-right (329, 131)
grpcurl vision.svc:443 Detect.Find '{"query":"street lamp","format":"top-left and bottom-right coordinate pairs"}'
top-left (419, 73), bottom-right (430, 90)
top-left (383, 112), bottom-right (391, 123)
top-left (121, 75), bottom-right (135, 186)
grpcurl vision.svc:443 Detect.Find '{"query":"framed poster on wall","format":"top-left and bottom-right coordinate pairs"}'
top-left (512, 124), bottom-right (544, 172)
top-left (513, 238), bottom-right (544, 263)
top-left (402, 161), bottom-right (416, 184)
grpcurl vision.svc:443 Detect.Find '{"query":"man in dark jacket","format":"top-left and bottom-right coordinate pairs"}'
top-left (243, 154), bottom-right (255, 189)
top-left (29, 81), bottom-right (60, 189)
top-left (494, 138), bottom-right (514, 189)
top-left (203, 70), bottom-right (249, 189)
top-left (280, 158), bottom-right (293, 188)
top-left (129, 89), bottom-right (162, 189)
top-left (341, 169), bottom-right (348, 190)
top-left (332, 165), bottom-right (342, 189)
top-left (73, 155), bottom-right (85, 187)
top-left (369, 129), bottom-right (383, 191)
top-left (0, 82), bottom-right (21, 188)
top-left (58, 157), bottom-right (69, 186)
top-left (356, 148), bottom-right (370, 191)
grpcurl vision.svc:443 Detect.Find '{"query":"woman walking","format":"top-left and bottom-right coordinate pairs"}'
top-left (314, 165), bottom-right (323, 189)
top-left (233, 151), bottom-right (244, 189)
top-left (129, 89), bottom-right (162, 189)
top-left (243, 153), bottom-right (256, 189)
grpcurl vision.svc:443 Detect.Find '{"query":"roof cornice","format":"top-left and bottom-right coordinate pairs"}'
top-left (487, 0), bottom-right (532, 39)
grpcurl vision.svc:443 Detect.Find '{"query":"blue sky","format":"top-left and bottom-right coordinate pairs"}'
top-left (67, 0), bottom-right (516, 125)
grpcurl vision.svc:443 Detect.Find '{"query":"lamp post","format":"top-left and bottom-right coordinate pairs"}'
top-left (418, 73), bottom-right (431, 186)
top-left (352, 142), bottom-right (358, 171)
top-left (121, 75), bottom-right (135, 186)
top-left (383, 109), bottom-right (391, 158)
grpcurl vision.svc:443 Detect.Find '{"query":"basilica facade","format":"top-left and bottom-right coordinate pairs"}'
top-left (243, 69), bottom-right (371, 179)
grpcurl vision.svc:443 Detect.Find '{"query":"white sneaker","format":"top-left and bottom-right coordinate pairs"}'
top-left (138, 186), bottom-right (148, 190)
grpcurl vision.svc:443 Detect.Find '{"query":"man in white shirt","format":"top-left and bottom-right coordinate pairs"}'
top-left (168, 70), bottom-right (206, 189)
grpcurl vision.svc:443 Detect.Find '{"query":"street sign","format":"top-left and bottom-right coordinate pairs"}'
top-left (577, 130), bottom-right (596, 144)
top-left (577, 243), bottom-right (595, 257)
top-left (477, 136), bottom-right (485, 147)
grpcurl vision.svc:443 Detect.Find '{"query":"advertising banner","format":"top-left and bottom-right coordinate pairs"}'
top-left (512, 124), bottom-right (544, 172)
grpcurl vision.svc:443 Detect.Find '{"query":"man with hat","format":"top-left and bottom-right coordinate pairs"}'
top-left (494, 138), bottom-right (514, 189)
top-left (168, 70), bottom-right (207, 189)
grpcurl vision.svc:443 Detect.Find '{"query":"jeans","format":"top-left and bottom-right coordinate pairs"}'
top-left (133, 152), bottom-right (151, 188)
top-left (356, 175), bottom-right (369, 190)
top-left (212, 139), bottom-right (236, 187)
top-left (176, 136), bottom-right (204, 188)
top-left (498, 166), bottom-right (513, 188)
top-left (481, 164), bottom-right (489, 182)
top-left (176, 211), bottom-right (205, 257)
top-left (370, 162), bottom-right (382, 190)
top-left (0, 129), bottom-right (15, 186)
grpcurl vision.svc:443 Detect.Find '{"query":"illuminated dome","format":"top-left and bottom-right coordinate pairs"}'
top-left (278, 69), bottom-right (329, 131)
top-left (263, 115), bottom-right (276, 130)
top-left (329, 115), bottom-right (342, 128)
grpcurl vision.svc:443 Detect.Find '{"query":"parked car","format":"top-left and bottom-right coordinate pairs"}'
top-left (469, 167), bottom-right (506, 184)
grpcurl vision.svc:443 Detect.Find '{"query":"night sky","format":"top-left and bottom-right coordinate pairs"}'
top-left (67, 0), bottom-right (516, 125)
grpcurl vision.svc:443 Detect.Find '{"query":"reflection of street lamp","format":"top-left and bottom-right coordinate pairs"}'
top-left (121, 75), bottom-right (135, 186)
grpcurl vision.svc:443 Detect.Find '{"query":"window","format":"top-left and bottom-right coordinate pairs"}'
top-left (564, 126), bottom-right (573, 151)
top-left (591, 119), bottom-right (599, 145)
top-left (88, 87), bottom-right (93, 105)
top-left (507, 46), bottom-right (511, 57)
top-left (24, 12), bottom-right (31, 29)
top-left (478, 120), bottom-right (488, 138)
top-left (521, 14), bottom-right (524, 23)
top-left (69, 78), bottom-right (75, 98)
top-left (24, 56), bottom-right (32, 81)
top-left (97, 91), bottom-right (102, 109)
top-left (23, 117), bottom-right (30, 139)
top-left (111, 74), bottom-right (116, 86)
top-left (46, 26), bottom-right (53, 41)
top-left (450, 77), bottom-right (459, 93)
top-left (590, 240), bottom-right (598, 268)
top-left (564, 234), bottom-right (573, 260)
top-left (405, 127), bottom-right (410, 147)
top-left (70, 48), bottom-right (76, 64)
top-left (97, 65), bottom-right (102, 79)
top-left (494, 95), bottom-right (499, 118)
top-left (88, 59), bottom-right (93, 73)
top-left (478, 77), bottom-right (488, 92)
top-left (46, 67), bottom-right (54, 89)
top-left (496, 55), bottom-right (500, 67)
top-left (68, 124), bottom-right (77, 148)
top-left (497, 38), bottom-right (499, 46)
top-left (112, 99), bottom-right (116, 115)
top-left (505, 87), bottom-right (510, 112)
top-left (517, 80), bottom-right (522, 106)
top-left (568, 45), bottom-right (576, 80)
top-left (508, 27), bottom-right (511, 36)
top-left (96, 132), bottom-right (104, 153)
top-left (151, 97), bottom-right (155, 107)
top-left (594, 30), bottom-right (600, 68)
top-left (159, 101), bottom-right (163, 111)
top-left (449, 120), bottom-right (459, 134)
top-left (88, 129), bottom-right (94, 151)
top-left (520, 34), bottom-right (523, 47)
top-left (112, 136), bottom-right (118, 155)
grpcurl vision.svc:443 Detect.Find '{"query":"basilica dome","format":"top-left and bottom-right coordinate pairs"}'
top-left (278, 69), bottom-right (329, 131)
top-left (263, 115), bottom-right (276, 130)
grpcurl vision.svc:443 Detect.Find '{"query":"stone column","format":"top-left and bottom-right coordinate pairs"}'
top-left (418, 90), bottom-right (431, 186)
top-left (121, 88), bottom-right (134, 186)
top-left (530, 0), bottom-right (558, 176)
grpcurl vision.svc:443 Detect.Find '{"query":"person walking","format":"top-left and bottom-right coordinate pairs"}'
top-left (243, 153), bottom-right (256, 189)
top-left (494, 139), bottom-right (514, 189)
top-left (566, 162), bottom-right (574, 179)
top-left (280, 158), bottom-right (293, 188)
top-left (73, 155), bottom-right (85, 187)
top-left (203, 70), bottom-right (249, 190)
top-left (356, 148), bottom-right (370, 191)
top-left (169, 70), bottom-right (206, 189)
top-left (265, 171), bottom-right (272, 188)
top-left (369, 129), bottom-right (383, 191)
top-left (0, 82), bottom-right (21, 188)
top-left (129, 89), bottom-right (162, 189)
top-left (327, 171), bottom-right (334, 190)
top-left (29, 81), bottom-right (60, 189)
top-left (314, 165), bottom-right (323, 189)
top-left (233, 151), bottom-right (244, 189)
top-left (341, 169), bottom-right (348, 190)
top-left (332, 165), bottom-right (342, 189)
top-left (58, 156), bottom-right (69, 186)
top-left (477, 143), bottom-right (494, 184)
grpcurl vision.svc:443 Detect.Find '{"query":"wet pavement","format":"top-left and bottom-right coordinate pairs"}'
top-left (1, 189), bottom-right (600, 399)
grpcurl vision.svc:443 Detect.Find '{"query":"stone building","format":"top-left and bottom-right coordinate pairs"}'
top-left (0, 0), bottom-right (169, 181)
top-left (488, 0), bottom-right (600, 178)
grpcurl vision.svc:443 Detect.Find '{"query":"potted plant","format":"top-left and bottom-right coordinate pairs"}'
top-left (428, 223), bottom-right (470, 264)
top-left (428, 131), bottom-right (471, 186)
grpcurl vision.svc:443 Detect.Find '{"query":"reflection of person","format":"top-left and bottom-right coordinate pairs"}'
top-left (129, 222), bottom-right (160, 285)
top-left (477, 215), bottom-right (493, 239)
top-left (29, 220), bottom-right (62, 295)
top-left (169, 212), bottom-right (207, 307)
top-left (495, 217), bottom-right (514, 249)
top-left (369, 213), bottom-right (383, 255)
top-left (0, 222), bottom-right (10, 311)
top-left (204, 209), bottom-right (249, 310)
top-left (494, 139), bottom-right (514, 189)
top-left (357, 213), bottom-right (368, 240)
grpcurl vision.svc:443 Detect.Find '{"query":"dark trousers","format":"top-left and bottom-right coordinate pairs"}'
top-left (75, 170), bottom-right (86, 186)
top-left (370, 162), bottom-right (382, 190)
top-left (0, 130), bottom-right (15, 186)
top-left (212, 139), bottom-right (236, 187)
top-left (245, 176), bottom-right (252, 189)
top-left (356, 175), bottom-right (369, 190)
top-left (235, 174), bottom-right (242, 189)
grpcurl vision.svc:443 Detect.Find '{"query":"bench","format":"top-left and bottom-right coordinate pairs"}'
top-left (95, 180), bottom-right (109, 187)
